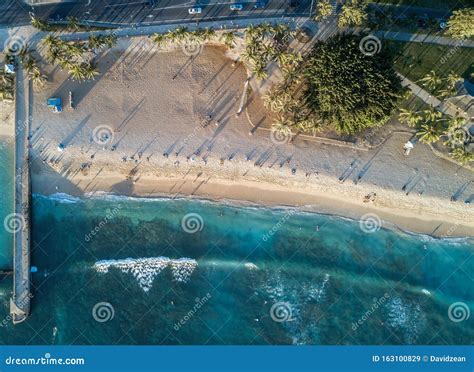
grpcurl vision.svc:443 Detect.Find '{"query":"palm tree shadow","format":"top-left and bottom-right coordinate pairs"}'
top-left (61, 114), bottom-right (91, 147)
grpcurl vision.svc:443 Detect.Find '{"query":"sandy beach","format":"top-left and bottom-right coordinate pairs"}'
top-left (23, 38), bottom-right (474, 238)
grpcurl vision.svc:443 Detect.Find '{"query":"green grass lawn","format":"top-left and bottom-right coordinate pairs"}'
top-left (387, 41), bottom-right (474, 84)
top-left (369, 0), bottom-right (471, 10)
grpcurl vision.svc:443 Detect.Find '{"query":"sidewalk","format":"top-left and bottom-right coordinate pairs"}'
top-left (397, 72), bottom-right (470, 119)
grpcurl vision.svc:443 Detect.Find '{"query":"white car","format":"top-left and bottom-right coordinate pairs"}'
top-left (188, 7), bottom-right (202, 15)
top-left (230, 4), bottom-right (243, 11)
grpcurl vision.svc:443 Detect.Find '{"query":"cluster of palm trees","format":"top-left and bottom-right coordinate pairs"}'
top-left (151, 26), bottom-right (222, 49)
top-left (400, 71), bottom-right (473, 164)
top-left (30, 15), bottom-right (88, 32)
top-left (313, 0), bottom-right (368, 27)
top-left (399, 105), bottom-right (472, 164)
top-left (151, 23), bottom-right (298, 81)
top-left (42, 34), bottom-right (117, 82)
top-left (19, 47), bottom-right (48, 89)
top-left (418, 70), bottom-right (462, 99)
top-left (241, 23), bottom-right (297, 80)
top-left (263, 71), bottom-right (322, 136)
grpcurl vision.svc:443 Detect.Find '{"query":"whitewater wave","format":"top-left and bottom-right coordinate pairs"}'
top-left (93, 257), bottom-right (198, 292)
top-left (244, 262), bottom-right (259, 271)
top-left (83, 191), bottom-right (174, 203)
top-left (385, 296), bottom-right (426, 344)
top-left (34, 193), bottom-right (81, 204)
top-left (262, 271), bottom-right (331, 344)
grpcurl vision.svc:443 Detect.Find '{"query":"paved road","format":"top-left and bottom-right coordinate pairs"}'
top-left (0, 0), bottom-right (313, 27)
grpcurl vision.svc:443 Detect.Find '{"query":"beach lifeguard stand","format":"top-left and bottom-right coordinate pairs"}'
top-left (47, 97), bottom-right (62, 113)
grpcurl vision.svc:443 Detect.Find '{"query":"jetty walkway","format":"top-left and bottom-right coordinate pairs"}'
top-left (9, 60), bottom-right (31, 324)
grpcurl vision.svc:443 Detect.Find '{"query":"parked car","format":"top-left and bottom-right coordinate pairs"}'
top-left (230, 3), bottom-right (243, 11)
top-left (188, 7), bottom-right (202, 15)
top-left (254, 1), bottom-right (267, 8)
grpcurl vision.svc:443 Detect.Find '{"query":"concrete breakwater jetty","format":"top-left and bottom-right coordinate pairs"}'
top-left (9, 62), bottom-right (31, 324)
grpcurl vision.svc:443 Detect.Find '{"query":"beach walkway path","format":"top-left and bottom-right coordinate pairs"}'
top-left (397, 73), bottom-right (469, 119)
top-left (10, 60), bottom-right (31, 324)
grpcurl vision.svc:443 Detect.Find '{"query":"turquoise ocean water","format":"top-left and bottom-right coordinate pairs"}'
top-left (0, 193), bottom-right (472, 345)
top-left (0, 140), bottom-right (14, 270)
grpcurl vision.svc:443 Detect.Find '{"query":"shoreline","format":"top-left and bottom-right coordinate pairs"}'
top-left (34, 190), bottom-right (474, 243)
top-left (31, 165), bottom-right (474, 238)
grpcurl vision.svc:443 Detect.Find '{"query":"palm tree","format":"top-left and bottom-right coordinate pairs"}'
top-left (257, 22), bottom-right (273, 37)
top-left (69, 64), bottom-right (86, 81)
top-left (42, 35), bottom-right (60, 48)
top-left (416, 123), bottom-right (443, 143)
top-left (29, 69), bottom-right (47, 89)
top-left (245, 25), bottom-right (259, 42)
top-left (422, 106), bottom-right (443, 123)
top-left (418, 70), bottom-right (442, 91)
top-left (398, 108), bottom-right (422, 127)
top-left (152, 33), bottom-right (167, 47)
top-left (450, 147), bottom-right (473, 165)
top-left (272, 118), bottom-right (293, 135)
top-left (58, 58), bottom-right (75, 71)
top-left (439, 72), bottom-right (461, 98)
top-left (82, 62), bottom-right (99, 80)
top-left (337, 0), bottom-right (368, 28)
top-left (253, 66), bottom-right (268, 80)
top-left (23, 58), bottom-right (36, 73)
top-left (65, 42), bottom-right (86, 59)
top-left (446, 116), bottom-right (466, 129)
top-left (444, 116), bottom-right (468, 147)
top-left (201, 27), bottom-right (215, 41)
top-left (67, 16), bottom-right (80, 31)
top-left (314, 0), bottom-right (333, 22)
top-left (445, 72), bottom-right (461, 88)
top-left (88, 35), bottom-right (107, 51)
top-left (220, 31), bottom-right (237, 49)
top-left (46, 47), bottom-right (61, 64)
top-left (30, 15), bottom-right (49, 31)
top-left (295, 117), bottom-right (322, 135)
top-left (172, 26), bottom-right (189, 42)
top-left (104, 34), bottom-right (118, 49)
top-left (272, 24), bottom-right (291, 39)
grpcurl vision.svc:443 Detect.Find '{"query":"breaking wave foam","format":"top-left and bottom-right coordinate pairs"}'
top-left (93, 257), bottom-right (198, 292)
